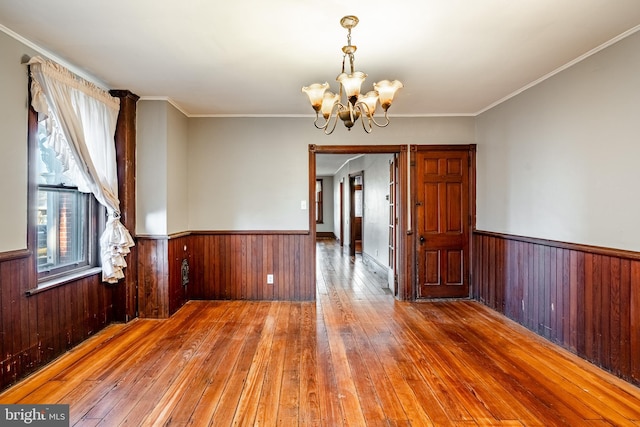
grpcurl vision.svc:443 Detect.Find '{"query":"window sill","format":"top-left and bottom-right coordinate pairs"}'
top-left (26, 267), bottom-right (103, 296)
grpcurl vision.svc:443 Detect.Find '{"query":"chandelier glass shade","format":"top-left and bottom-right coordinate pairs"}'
top-left (302, 16), bottom-right (403, 134)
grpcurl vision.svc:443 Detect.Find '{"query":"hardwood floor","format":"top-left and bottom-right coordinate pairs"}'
top-left (1, 239), bottom-right (640, 426)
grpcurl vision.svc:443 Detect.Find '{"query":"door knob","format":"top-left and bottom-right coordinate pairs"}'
top-left (419, 236), bottom-right (425, 244)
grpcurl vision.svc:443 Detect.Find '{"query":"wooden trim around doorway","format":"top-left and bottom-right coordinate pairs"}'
top-left (309, 145), bottom-right (410, 299)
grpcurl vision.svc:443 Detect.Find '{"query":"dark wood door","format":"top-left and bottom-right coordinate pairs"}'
top-left (416, 149), bottom-right (470, 298)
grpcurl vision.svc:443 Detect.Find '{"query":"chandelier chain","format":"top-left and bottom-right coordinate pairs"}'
top-left (346, 28), bottom-right (355, 73)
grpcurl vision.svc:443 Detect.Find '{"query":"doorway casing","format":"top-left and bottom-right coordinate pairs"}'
top-left (310, 144), bottom-right (412, 300)
top-left (309, 144), bottom-right (476, 301)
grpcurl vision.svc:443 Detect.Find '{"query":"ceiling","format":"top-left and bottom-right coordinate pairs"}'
top-left (1, 1), bottom-right (639, 119)
top-left (316, 154), bottom-right (364, 177)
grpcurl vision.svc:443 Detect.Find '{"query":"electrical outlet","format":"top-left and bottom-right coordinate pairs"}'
top-left (267, 274), bottom-right (274, 284)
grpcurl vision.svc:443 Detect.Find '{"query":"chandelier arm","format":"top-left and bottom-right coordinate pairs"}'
top-left (324, 113), bottom-right (339, 135)
top-left (360, 114), bottom-right (374, 133)
top-left (313, 112), bottom-right (330, 130)
top-left (323, 102), bottom-right (344, 135)
top-left (368, 113), bottom-right (391, 128)
top-left (355, 102), bottom-right (391, 128)
top-left (354, 105), bottom-right (373, 133)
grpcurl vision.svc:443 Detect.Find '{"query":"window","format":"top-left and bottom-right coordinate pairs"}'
top-left (32, 118), bottom-right (102, 283)
top-left (353, 175), bottom-right (363, 218)
top-left (316, 179), bottom-right (323, 224)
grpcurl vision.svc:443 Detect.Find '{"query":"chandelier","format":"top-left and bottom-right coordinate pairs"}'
top-left (302, 15), bottom-right (403, 134)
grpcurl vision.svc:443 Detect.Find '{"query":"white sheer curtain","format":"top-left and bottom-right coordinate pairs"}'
top-left (28, 56), bottom-right (134, 284)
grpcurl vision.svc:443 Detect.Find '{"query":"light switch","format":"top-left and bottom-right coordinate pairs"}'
top-left (301, 200), bottom-right (307, 210)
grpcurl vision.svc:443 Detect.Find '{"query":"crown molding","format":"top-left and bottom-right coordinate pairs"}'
top-left (475, 24), bottom-right (640, 116)
top-left (0, 23), bottom-right (110, 90)
top-left (138, 96), bottom-right (191, 117)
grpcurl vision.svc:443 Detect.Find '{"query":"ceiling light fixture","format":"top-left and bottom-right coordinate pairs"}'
top-left (302, 15), bottom-right (403, 135)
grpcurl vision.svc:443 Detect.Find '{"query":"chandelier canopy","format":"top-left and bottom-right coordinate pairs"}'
top-left (302, 15), bottom-right (403, 134)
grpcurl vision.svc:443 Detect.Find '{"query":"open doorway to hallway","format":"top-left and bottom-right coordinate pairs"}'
top-left (312, 146), bottom-right (405, 298)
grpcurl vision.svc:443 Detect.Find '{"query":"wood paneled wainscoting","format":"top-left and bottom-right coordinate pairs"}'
top-left (137, 235), bottom-right (192, 319)
top-left (473, 230), bottom-right (640, 386)
top-left (137, 231), bottom-right (315, 319)
top-left (0, 250), bottom-right (115, 391)
top-left (188, 231), bottom-right (315, 302)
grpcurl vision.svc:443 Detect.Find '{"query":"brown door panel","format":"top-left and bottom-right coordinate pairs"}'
top-left (416, 149), bottom-right (471, 299)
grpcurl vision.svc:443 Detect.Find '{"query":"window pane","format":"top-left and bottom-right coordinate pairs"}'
top-left (37, 187), bottom-right (89, 272)
top-left (31, 100), bottom-right (102, 284)
top-left (355, 189), bottom-right (363, 217)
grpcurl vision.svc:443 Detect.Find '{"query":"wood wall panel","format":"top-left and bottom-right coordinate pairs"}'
top-left (136, 232), bottom-right (313, 318)
top-left (168, 236), bottom-right (191, 315)
top-left (189, 232), bottom-right (315, 301)
top-left (136, 236), bottom-right (192, 318)
top-left (473, 230), bottom-right (640, 386)
top-left (0, 255), bottom-right (114, 390)
top-left (137, 238), bottom-right (169, 319)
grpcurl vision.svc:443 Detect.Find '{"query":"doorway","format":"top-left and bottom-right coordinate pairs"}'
top-left (349, 172), bottom-right (363, 257)
top-left (310, 144), bottom-right (409, 299)
top-left (310, 144), bottom-right (476, 300)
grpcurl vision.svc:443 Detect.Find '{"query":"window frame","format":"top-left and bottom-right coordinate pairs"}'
top-left (36, 184), bottom-right (102, 282)
top-left (27, 95), bottom-right (103, 291)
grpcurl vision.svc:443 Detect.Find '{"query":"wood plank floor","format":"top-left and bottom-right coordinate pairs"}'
top-left (1, 239), bottom-right (640, 426)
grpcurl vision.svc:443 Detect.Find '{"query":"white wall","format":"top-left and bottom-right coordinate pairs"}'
top-left (137, 100), bottom-right (190, 236)
top-left (166, 103), bottom-right (190, 234)
top-left (362, 154), bottom-right (394, 269)
top-left (187, 118), bottom-right (312, 230)
top-left (0, 31), bottom-right (34, 251)
top-left (186, 116), bottom-right (475, 231)
top-left (136, 101), bottom-right (167, 235)
top-left (476, 30), bottom-right (640, 252)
